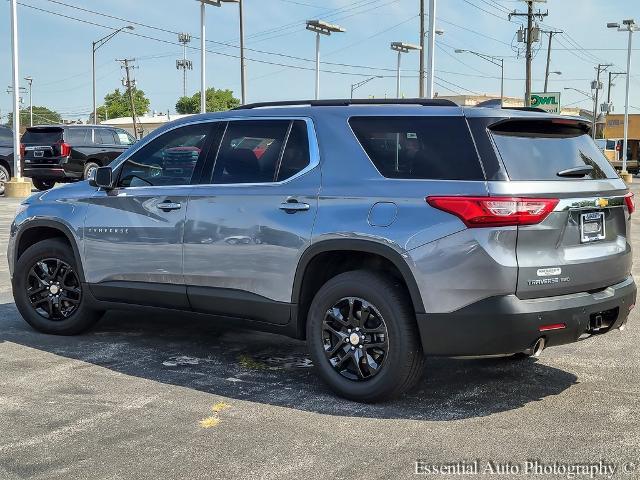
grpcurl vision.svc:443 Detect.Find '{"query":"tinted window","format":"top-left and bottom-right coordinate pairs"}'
top-left (0, 128), bottom-right (12, 143)
top-left (277, 120), bottom-right (311, 181)
top-left (490, 120), bottom-right (618, 181)
top-left (65, 128), bottom-right (91, 144)
top-left (117, 124), bottom-right (209, 187)
top-left (212, 120), bottom-right (290, 184)
top-left (95, 129), bottom-right (116, 145)
top-left (22, 128), bottom-right (63, 144)
top-left (606, 140), bottom-right (616, 150)
top-left (349, 116), bottom-right (484, 180)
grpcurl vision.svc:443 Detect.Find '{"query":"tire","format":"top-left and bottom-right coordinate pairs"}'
top-left (12, 238), bottom-right (103, 335)
top-left (32, 178), bottom-right (56, 191)
top-left (306, 270), bottom-right (425, 402)
top-left (0, 163), bottom-right (9, 195)
top-left (83, 161), bottom-right (100, 180)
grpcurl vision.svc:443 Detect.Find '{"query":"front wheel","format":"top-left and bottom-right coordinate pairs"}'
top-left (306, 270), bottom-right (425, 402)
top-left (0, 164), bottom-right (9, 195)
top-left (12, 238), bottom-right (103, 335)
top-left (32, 178), bottom-right (56, 191)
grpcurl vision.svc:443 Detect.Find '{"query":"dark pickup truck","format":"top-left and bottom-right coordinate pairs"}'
top-left (0, 125), bottom-right (14, 195)
top-left (21, 125), bottom-right (135, 191)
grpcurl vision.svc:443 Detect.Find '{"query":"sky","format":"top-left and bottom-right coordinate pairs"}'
top-left (1, 0), bottom-right (639, 122)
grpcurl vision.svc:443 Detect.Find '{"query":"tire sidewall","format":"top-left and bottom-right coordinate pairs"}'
top-left (83, 162), bottom-right (99, 180)
top-left (13, 239), bottom-right (97, 335)
top-left (0, 164), bottom-right (9, 195)
top-left (307, 271), bottom-right (420, 401)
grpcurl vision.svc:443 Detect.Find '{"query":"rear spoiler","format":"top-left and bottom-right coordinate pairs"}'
top-left (475, 99), bottom-right (548, 114)
top-left (487, 117), bottom-right (592, 135)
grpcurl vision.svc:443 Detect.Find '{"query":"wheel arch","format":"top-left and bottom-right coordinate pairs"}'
top-left (15, 220), bottom-right (86, 283)
top-left (292, 239), bottom-right (425, 338)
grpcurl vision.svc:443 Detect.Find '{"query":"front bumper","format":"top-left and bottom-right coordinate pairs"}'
top-left (417, 275), bottom-right (636, 356)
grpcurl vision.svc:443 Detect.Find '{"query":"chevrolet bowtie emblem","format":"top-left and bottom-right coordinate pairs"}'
top-left (596, 198), bottom-right (609, 208)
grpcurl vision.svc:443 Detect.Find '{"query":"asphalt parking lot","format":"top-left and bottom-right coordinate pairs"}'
top-left (1, 187), bottom-right (640, 480)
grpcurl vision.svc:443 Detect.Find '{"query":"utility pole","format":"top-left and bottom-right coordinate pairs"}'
top-left (592, 63), bottom-right (612, 139)
top-left (419, 0), bottom-right (425, 97)
top-left (542, 30), bottom-right (562, 92)
top-left (425, 0), bottom-right (436, 98)
top-left (117, 58), bottom-right (140, 139)
top-left (607, 71), bottom-right (626, 104)
top-left (510, 1), bottom-right (547, 106)
top-left (176, 33), bottom-right (193, 98)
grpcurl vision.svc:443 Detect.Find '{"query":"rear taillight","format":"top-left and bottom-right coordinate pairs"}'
top-left (19, 143), bottom-right (25, 159)
top-left (58, 142), bottom-right (71, 157)
top-left (624, 192), bottom-right (635, 214)
top-left (426, 196), bottom-right (559, 227)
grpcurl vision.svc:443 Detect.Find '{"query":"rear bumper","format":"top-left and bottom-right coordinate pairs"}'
top-left (23, 167), bottom-right (79, 179)
top-left (417, 275), bottom-right (636, 356)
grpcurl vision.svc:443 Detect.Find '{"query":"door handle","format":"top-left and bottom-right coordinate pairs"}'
top-left (279, 200), bottom-right (310, 213)
top-left (157, 201), bottom-right (182, 211)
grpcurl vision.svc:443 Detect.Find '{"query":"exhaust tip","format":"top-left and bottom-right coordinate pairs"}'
top-left (531, 337), bottom-right (546, 358)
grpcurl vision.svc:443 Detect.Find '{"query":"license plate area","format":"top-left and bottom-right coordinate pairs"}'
top-left (580, 211), bottom-right (605, 243)
top-left (34, 150), bottom-right (44, 158)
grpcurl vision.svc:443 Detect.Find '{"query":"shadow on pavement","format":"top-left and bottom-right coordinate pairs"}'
top-left (0, 302), bottom-right (578, 420)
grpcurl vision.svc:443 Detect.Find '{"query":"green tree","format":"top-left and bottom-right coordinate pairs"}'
top-left (94, 88), bottom-right (150, 122)
top-left (8, 106), bottom-right (62, 128)
top-left (175, 87), bottom-right (240, 114)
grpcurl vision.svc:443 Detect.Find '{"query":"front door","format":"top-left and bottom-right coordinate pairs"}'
top-left (83, 122), bottom-right (215, 309)
top-left (183, 118), bottom-right (320, 324)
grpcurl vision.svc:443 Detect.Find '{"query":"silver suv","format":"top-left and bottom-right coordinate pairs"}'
top-left (8, 99), bottom-right (637, 402)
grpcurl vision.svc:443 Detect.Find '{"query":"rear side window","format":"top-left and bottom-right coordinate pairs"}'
top-left (212, 120), bottom-right (290, 184)
top-left (349, 116), bottom-right (484, 180)
top-left (95, 129), bottom-right (116, 145)
top-left (489, 120), bottom-right (618, 181)
top-left (277, 120), bottom-right (311, 181)
top-left (0, 128), bottom-right (12, 143)
top-left (65, 128), bottom-right (90, 144)
top-left (22, 128), bottom-right (63, 144)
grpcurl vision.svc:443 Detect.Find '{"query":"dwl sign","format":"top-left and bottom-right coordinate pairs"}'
top-left (530, 92), bottom-right (561, 113)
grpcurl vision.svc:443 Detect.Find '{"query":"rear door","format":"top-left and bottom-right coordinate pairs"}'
top-left (484, 117), bottom-right (632, 299)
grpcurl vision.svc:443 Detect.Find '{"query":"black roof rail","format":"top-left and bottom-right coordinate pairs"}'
top-left (503, 106), bottom-right (548, 113)
top-left (233, 98), bottom-right (459, 110)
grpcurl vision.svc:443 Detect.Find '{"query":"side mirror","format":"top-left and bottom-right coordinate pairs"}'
top-left (89, 166), bottom-right (114, 189)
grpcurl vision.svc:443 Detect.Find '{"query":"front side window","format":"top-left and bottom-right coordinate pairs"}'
top-left (95, 129), bottom-right (116, 145)
top-left (349, 116), bottom-right (485, 180)
top-left (117, 123), bottom-right (210, 187)
top-left (0, 128), bottom-right (13, 143)
top-left (116, 129), bottom-right (135, 145)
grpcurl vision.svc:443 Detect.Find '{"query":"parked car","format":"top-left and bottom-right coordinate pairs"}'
top-left (8, 99), bottom-right (636, 402)
top-left (601, 138), bottom-right (639, 174)
top-left (20, 125), bottom-right (136, 191)
top-left (0, 125), bottom-right (14, 195)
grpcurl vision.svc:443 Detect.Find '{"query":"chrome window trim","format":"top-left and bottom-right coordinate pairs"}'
top-left (109, 116), bottom-right (320, 189)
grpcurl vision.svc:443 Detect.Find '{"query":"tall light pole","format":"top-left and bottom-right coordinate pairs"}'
top-left (24, 76), bottom-right (33, 127)
top-left (456, 49), bottom-right (504, 106)
top-left (391, 42), bottom-right (421, 98)
top-left (239, 0), bottom-right (246, 105)
top-left (9, 0), bottom-right (21, 182)
top-left (351, 76), bottom-right (383, 99)
top-left (608, 19), bottom-right (639, 181)
top-left (92, 25), bottom-right (133, 124)
top-left (199, 0), bottom-right (239, 113)
top-left (306, 20), bottom-right (345, 100)
top-left (425, 0), bottom-right (437, 98)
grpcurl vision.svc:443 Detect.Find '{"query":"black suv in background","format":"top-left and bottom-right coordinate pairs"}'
top-left (0, 125), bottom-right (14, 195)
top-left (21, 125), bottom-right (135, 191)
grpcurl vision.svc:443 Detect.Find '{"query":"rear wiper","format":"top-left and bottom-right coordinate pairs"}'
top-left (557, 165), bottom-right (594, 177)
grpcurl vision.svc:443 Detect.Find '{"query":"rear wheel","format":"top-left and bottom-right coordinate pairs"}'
top-left (306, 270), bottom-right (424, 402)
top-left (12, 238), bottom-right (103, 335)
top-left (83, 162), bottom-right (99, 180)
top-left (0, 164), bottom-right (9, 195)
top-left (32, 178), bottom-right (56, 191)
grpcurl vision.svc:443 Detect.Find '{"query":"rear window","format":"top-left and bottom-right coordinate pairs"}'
top-left (22, 128), bottom-right (63, 144)
top-left (349, 116), bottom-right (484, 180)
top-left (490, 120), bottom-right (619, 181)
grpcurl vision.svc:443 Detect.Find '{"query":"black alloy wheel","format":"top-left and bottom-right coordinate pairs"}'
top-left (26, 258), bottom-right (82, 320)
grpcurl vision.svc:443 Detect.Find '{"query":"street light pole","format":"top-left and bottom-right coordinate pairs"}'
top-left (239, 0), bottom-right (246, 104)
top-left (92, 26), bottom-right (133, 124)
top-left (426, 0), bottom-right (436, 98)
top-left (456, 50), bottom-right (504, 106)
top-left (608, 19), bottom-right (639, 179)
top-left (200, 0), bottom-right (206, 113)
top-left (10, 0), bottom-right (20, 181)
top-left (391, 42), bottom-right (421, 99)
top-left (24, 76), bottom-right (33, 127)
top-left (306, 20), bottom-right (345, 100)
